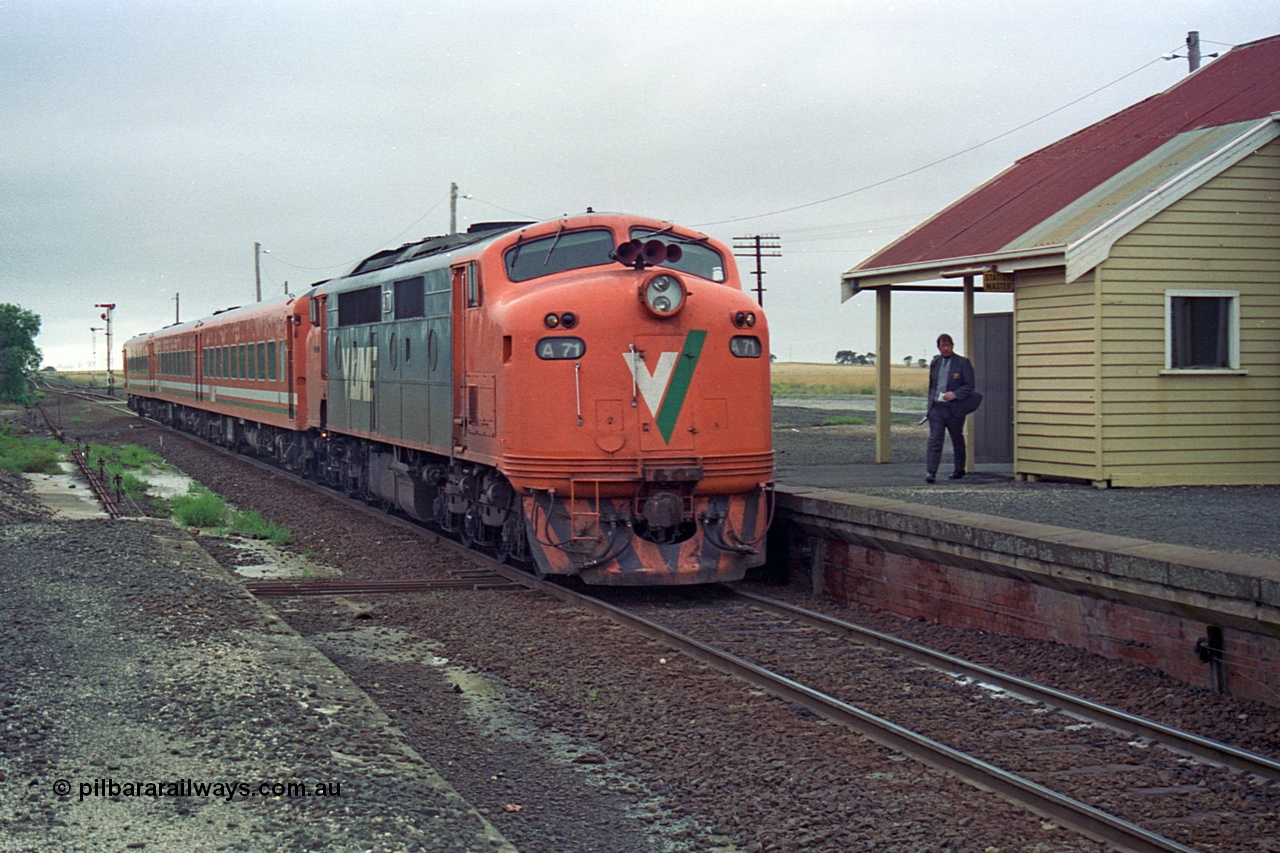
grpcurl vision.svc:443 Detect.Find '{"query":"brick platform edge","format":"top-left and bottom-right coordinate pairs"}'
top-left (773, 485), bottom-right (1280, 706)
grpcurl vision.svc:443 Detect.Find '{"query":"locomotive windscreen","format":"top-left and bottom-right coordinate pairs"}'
top-left (630, 228), bottom-right (726, 282)
top-left (504, 228), bottom-right (615, 282)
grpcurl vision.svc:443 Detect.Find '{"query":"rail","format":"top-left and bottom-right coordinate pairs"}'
top-left (123, 399), bottom-right (1215, 851)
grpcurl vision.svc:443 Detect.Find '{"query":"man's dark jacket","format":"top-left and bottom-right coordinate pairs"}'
top-left (927, 354), bottom-right (980, 416)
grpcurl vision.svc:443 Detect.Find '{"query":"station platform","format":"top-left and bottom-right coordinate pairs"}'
top-left (771, 460), bottom-right (1280, 705)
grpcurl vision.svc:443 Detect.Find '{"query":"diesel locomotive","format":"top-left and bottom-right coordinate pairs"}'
top-left (124, 212), bottom-right (774, 584)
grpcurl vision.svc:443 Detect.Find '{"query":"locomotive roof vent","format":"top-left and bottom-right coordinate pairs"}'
top-left (468, 221), bottom-right (532, 234)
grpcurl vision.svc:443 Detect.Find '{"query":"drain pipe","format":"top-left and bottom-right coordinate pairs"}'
top-left (1195, 626), bottom-right (1226, 694)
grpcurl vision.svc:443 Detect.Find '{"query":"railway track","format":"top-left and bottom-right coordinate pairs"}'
top-left (31, 396), bottom-right (126, 519)
top-left (588, 587), bottom-right (1280, 853)
top-left (70, 395), bottom-right (1280, 851)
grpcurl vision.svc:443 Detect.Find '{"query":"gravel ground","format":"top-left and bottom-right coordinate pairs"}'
top-left (6, 395), bottom-right (1280, 852)
top-left (0, 516), bottom-right (513, 852)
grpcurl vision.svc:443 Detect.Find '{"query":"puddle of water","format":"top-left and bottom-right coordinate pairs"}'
top-left (219, 536), bottom-right (342, 580)
top-left (24, 462), bottom-right (108, 519)
top-left (142, 466), bottom-right (197, 499)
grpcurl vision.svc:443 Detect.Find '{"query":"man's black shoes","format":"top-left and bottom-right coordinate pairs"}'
top-left (925, 474), bottom-right (936, 483)
top-left (948, 471), bottom-right (966, 480)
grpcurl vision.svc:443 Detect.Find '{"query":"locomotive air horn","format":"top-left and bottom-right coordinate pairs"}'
top-left (612, 240), bottom-right (642, 267)
top-left (613, 239), bottom-right (682, 269)
top-left (641, 240), bottom-right (669, 265)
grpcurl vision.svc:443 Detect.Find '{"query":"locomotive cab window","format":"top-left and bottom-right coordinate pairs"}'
top-left (505, 228), bottom-right (615, 282)
top-left (630, 228), bottom-right (726, 282)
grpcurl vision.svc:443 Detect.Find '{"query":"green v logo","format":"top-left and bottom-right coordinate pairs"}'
top-left (623, 330), bottom-right (707, 443)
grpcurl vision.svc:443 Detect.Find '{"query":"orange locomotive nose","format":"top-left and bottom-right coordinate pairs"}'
top-left (480, 218), bottom-right (773, 583)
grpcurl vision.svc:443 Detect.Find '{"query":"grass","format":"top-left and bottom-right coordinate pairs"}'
top-left (169, 485), bottom-right (228, 529)
top-left (771, 363), bottom-right (929, 398)
top-left (84, 443), bottom-right (164, 500)
top-left (0, 427), bottom-right (65, 474)
top-left (229, 509), bottom-right (293, 547)
top-left (820, 415), bottom-right (867, 426)
top-left (163, 481), bottom-right (293, 544)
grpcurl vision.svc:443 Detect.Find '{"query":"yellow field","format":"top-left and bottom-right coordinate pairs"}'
top-left (771, 362), bottom-right (929, 396)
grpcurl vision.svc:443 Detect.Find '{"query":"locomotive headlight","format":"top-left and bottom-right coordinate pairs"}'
top-left (544, 313), bottom-right (560, 329)
top-left (641, 274), bottom-right (685, 318)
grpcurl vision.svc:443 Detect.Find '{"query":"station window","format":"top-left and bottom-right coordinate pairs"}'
top-left (1164, 290), bottom-right (1242, 372)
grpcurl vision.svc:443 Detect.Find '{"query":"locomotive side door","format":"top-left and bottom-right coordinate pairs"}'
top-left (366, 327), bottom-right (378, 433)
top-left (450, 263), bottom-right (470, 455)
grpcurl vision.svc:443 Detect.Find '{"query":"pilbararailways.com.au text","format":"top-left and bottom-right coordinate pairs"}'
top-left (53, 777), bottom-right (343, 801)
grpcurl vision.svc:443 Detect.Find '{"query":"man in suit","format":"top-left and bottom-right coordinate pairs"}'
top-left (925, 333), bottom-right (976, 483)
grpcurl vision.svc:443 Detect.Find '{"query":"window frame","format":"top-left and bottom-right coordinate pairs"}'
top-left (1162, 289), bottom-right (1245, 375)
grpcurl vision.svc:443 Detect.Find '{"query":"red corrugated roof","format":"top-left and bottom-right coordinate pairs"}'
top-left (854, 34), bottom-right (1280, 273)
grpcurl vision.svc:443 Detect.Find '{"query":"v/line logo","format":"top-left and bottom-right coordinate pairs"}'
top-left (622, 330), bottom-right (706, 443)
top-left (344, 345), bottom-right (376, 402)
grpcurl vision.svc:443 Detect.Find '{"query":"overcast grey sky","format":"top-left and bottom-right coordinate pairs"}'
top-left (2, 1), bottom-right (1275, 370)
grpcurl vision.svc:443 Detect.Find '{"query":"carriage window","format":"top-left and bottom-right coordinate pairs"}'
top-left (267, 341), bottom-right (278, 381)
top-left (505, 228), bottom-right (615, 282)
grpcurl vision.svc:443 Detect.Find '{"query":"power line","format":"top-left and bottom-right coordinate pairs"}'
top-left (695, 48), bottom-right (1181, 229)
top-left (263, 191), bottom-right (453, 274)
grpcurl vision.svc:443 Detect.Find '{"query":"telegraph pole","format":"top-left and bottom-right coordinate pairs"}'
top-left (732, 235), bottom-right (781, 306)
top-left (94, 303), bottom-right (116, 395)
top-left (450, 182), bottom-right (459, 235)
top-left (254, 241), bottom-right (263, 302)
top-left (1187, 31), bottom-right (1202, 71)
top-left (1167, 32), bottom-right (1218, 73)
